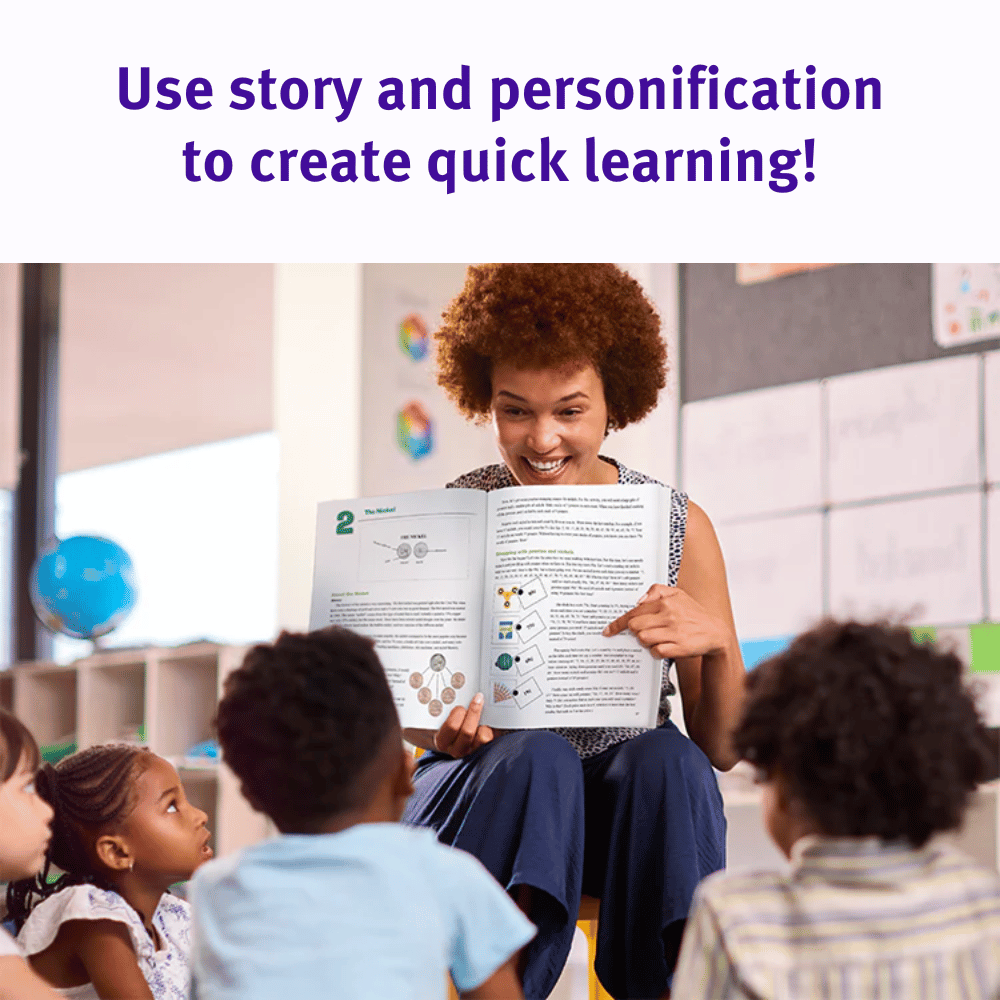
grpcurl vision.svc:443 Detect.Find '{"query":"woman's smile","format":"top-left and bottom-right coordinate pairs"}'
top-left (522, 455), bottom-right (571, 479)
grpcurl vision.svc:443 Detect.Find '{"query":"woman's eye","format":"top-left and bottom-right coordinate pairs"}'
top-left (166, 802), bottom-right (178, 814)
top-left (24, 781), bottom-right (35, 794)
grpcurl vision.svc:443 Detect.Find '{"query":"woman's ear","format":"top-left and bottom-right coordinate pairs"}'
top-left (95, 834), bottom-right (133, 873)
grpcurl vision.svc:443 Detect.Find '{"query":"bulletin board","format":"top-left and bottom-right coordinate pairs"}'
top-left (680, 263), bottom-right (1000, 404)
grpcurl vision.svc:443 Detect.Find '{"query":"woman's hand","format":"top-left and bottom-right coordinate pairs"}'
top-left (434, 693), bottom-right (495, 758)
top-left (603, 584), bottom-right (730, 660)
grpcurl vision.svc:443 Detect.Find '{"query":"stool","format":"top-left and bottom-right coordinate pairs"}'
top-left (577, 895), bottom-right (613, 1000)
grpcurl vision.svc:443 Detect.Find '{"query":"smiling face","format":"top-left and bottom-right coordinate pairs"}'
top-left (0, 755), bottom-right (54, 881)
top-left (117, 755), bottom-right (212, 882)
top-left (490, 362), bottom-right (619, 487)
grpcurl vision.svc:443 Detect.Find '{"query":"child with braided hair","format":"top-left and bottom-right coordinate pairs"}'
top-left (6, 743), bottom-right (213, 1000)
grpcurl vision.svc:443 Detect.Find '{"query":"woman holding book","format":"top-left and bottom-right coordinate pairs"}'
top-left (402, 264), bottom-right (745, 1000)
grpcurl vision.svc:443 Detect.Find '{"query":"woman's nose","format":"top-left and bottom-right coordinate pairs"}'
top-left (526, 417), bottom-right (560, 452)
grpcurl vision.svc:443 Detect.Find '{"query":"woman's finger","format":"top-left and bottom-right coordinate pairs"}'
top-left (603, 610), bottom-right (633, 636)
top-left (444, 693), bottom-right (485, 757)
top-left (434, 704), bottom-right (470, 753)
top-left (472, 725), bottom-right (495, 750)
top-left (604, 586), bottom-right (681, 635)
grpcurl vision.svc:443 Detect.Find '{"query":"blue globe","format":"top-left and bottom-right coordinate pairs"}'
top-left (30, 535), bottom-right (138, 640)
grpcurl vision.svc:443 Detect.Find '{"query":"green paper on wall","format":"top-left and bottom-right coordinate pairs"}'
top-left (970, 625), bottom-right (1000, 673)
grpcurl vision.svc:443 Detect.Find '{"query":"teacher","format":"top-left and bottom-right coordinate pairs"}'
top-left (402, 264), bottom-right (745, 1000)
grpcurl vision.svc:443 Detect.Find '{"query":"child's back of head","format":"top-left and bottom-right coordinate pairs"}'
top-left (195, 627), bottom-right (534, 1000)
top-left (215, 626), bottom-right (406, 833)
top-left (734, 618), bottom-right (995, 847)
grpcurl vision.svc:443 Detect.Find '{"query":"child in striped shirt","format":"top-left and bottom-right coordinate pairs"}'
top-left (673, 619), bottom-right (1000, 1000)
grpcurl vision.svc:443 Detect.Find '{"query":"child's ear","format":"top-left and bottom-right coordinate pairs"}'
top-left (392, 747), bottom-right (416, 800)
top-left (239, 782), bottom-right (266, 815)
top-left (95, 834), bottom-right (133, 873)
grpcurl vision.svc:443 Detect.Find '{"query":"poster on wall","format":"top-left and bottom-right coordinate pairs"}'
top-left (828, 492), bottom-right (983, 626)
top-left (361, 266), bottom-right (497, 496)
top-left (715, 513), bottom-right (823, 642)
top-left (932, 264), bottom-right (1000, 347)
top-left (735, 263), bottom-right (842, 285)
top-left (987, 351), bottom-right (1000, 484)
top-left (682, 381), bottom-right (823, 521)
top-left (826, 355), bottom-right (980, 504)
top-left (989, 491), bottom-right (1000, 623)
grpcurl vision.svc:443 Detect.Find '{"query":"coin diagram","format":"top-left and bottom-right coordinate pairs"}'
top-left (410, 656), bottom-right (464, 717)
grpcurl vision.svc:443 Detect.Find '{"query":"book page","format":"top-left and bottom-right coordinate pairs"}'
top-left (480, 485), bottom-right (668, 729)
top-left (310, 489), bottom-right (487, 728)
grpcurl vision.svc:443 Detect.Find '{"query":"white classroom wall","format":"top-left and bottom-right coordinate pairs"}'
top-left (274, 264), bottom-right (362, 631)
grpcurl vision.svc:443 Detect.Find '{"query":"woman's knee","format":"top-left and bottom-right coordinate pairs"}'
top-left (617, 728), bottom-right (717, 791)
top-left (494, 729), bottom-right (581, 777)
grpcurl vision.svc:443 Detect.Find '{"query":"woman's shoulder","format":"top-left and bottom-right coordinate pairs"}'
top-left (17, 885), bottom-right (144, 957)
top-left (603, 456), bottom-right (685, 494)
top-left (446, 464), bottom-right (516, 491)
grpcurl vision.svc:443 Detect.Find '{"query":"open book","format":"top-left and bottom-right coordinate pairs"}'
top-left (309, 484), bottom-right (675, 730)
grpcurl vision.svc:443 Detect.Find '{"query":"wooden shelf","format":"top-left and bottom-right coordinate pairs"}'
top-left (1, 644), bottom-right (269, 858)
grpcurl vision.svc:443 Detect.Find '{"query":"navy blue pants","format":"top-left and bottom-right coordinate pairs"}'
top-left (402, 721), bottom-right (726, 1000)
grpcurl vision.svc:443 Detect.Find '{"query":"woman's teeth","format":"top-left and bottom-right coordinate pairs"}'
top-left (527, 458), bottom-right (567, 473)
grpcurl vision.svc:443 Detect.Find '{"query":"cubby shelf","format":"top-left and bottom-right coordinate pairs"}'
top-left (717, 763), bottom-right (1000, 873)
top-left (2, 644), bottom-right (270, 858)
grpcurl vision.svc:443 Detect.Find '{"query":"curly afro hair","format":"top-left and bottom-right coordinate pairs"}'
top-left (733, 620), bottom-right (995, 848)
top-left (215, 628), bottom-right (400, 832)
top-left (436, 263), bottom-right (666, 430)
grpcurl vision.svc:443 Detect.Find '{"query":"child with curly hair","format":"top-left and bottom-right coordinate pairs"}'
top-left (673, 619), bottom-right (1000, 1000)
top-left (6, 742), bottom-right (213, 1000)
top-left (189, 626), bottom-right (535, 1000)
top-left (0, 708), bottom-right (61, 1000)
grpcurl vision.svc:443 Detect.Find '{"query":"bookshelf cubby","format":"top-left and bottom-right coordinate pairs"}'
top-left (2, 643), bottom-right (270, 857)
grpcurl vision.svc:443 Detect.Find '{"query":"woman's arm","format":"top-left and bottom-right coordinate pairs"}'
top-left (604, 501), bottom-right (745, 770)
top-left (672, 501), bottom-right (745, 770)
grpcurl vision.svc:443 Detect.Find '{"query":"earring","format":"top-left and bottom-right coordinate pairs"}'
top-left (128, 860), bottom-right (134, 871)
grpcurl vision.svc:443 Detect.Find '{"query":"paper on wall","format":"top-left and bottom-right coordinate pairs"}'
top-left (829, 492), bottom-right (983, 626)
top-left (826, 355), bottom-right (980, 504)
top-left (932, 264), bottom-right (1000, 348)
top-left (715, 512), bottom-right (823, 641)
top-left (682, 381), bottom-right (823, 521)
top-left (986, 351), bottom-right (1000, 485)
top-left (989, 490), bottom-right (1000, 623)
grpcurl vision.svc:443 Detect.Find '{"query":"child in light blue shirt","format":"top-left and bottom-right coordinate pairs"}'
top-left (189, 628), bottom-right (534, 1000)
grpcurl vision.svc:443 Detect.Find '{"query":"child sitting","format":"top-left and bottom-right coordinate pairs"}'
top-left (189, 626), bottom-right (535, 1000)
top-left (6, 742), bottom-right (213, 1000)
top-left (672, 619), bottom-right (1000, 999)
top-left (0, 707), bottom-right (61, 1000)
